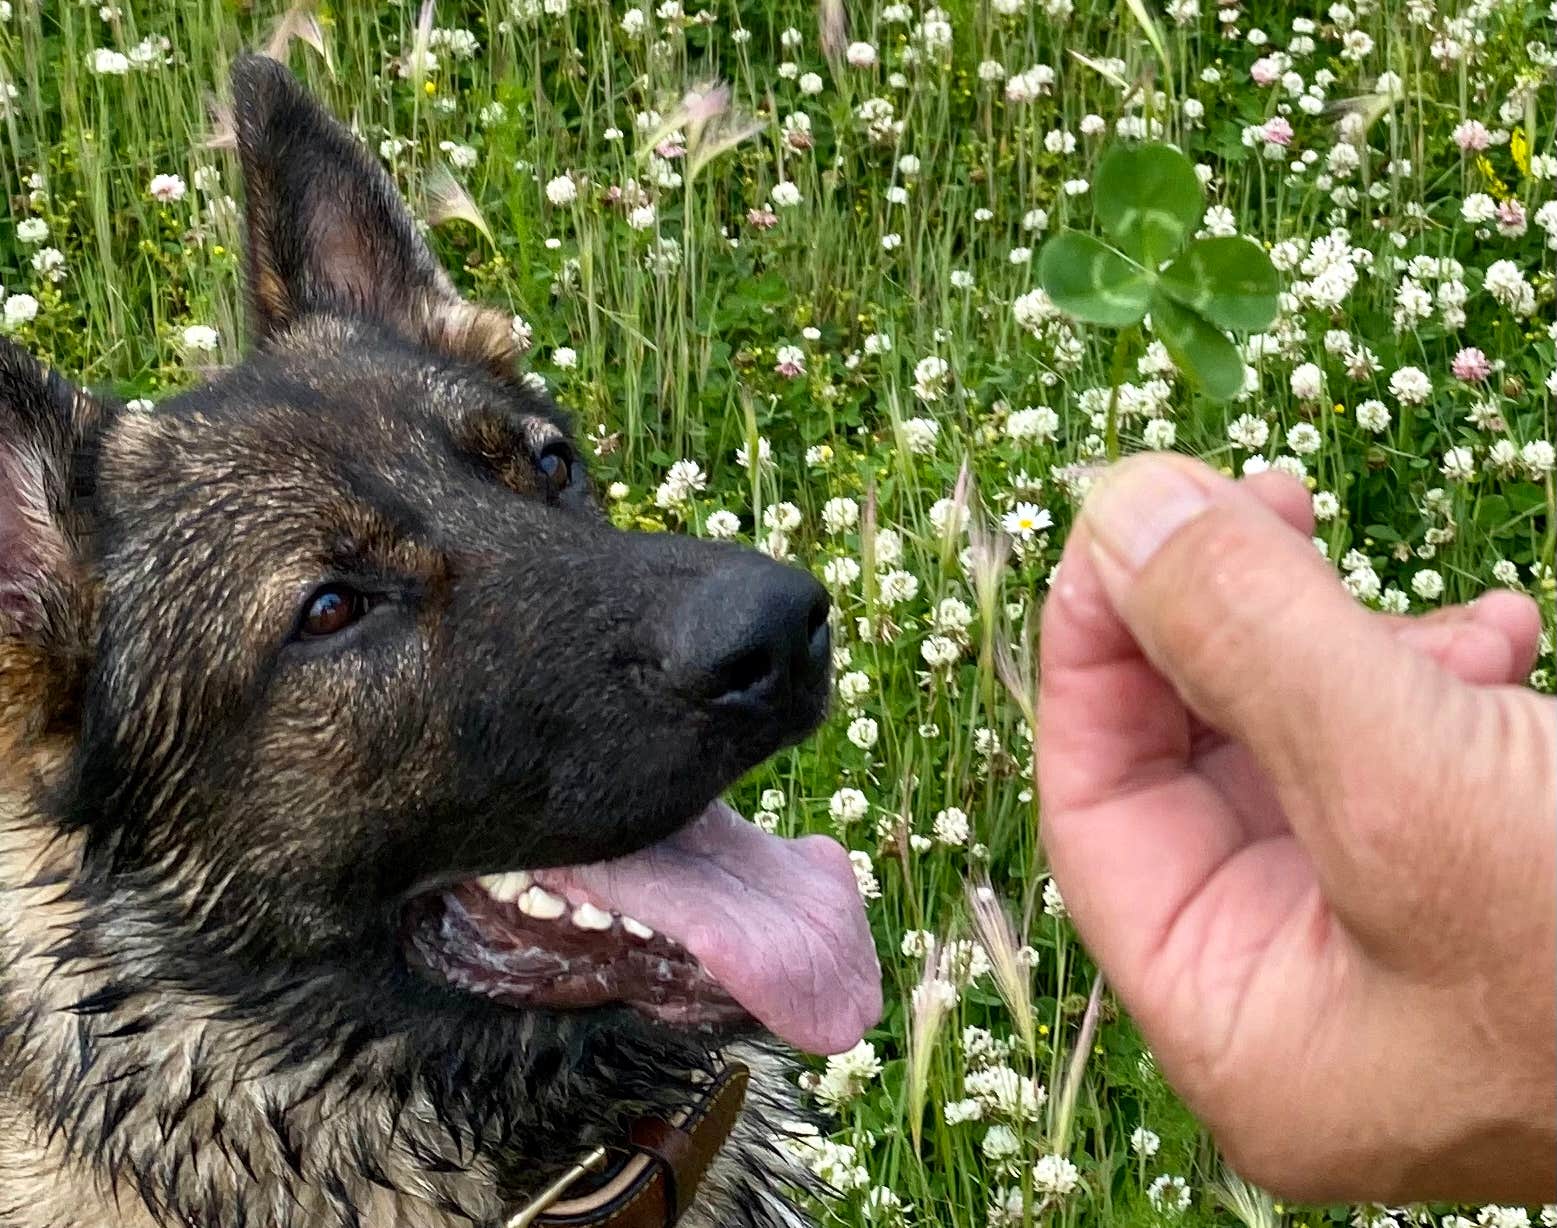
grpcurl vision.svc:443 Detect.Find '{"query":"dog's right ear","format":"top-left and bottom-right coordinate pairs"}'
top-left (0, 340), bottom-right (100, 640)
top-left (229, 54), bottom-right (518, 376)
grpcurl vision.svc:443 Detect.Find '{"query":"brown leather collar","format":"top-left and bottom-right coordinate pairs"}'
top-left (505, 1063), bottom-right (750, 1228)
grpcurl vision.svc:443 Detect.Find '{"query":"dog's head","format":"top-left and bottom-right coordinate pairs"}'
top-left (0, 57), bottom-right (878, 1061)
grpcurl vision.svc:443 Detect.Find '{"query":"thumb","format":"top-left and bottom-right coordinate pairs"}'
top-left (1078, 455), bottom-right (1471, 905)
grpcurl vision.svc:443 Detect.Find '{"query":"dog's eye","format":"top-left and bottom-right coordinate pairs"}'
top-left (299, 585), bottom-right (369, 638)
top-left (536, 442), bottom-right (573, 495)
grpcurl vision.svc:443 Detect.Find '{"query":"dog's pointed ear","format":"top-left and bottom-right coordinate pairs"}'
top-left (0, 341), bottom-right (100, 638)
top-left (229, 54), bottom-right (518, 376)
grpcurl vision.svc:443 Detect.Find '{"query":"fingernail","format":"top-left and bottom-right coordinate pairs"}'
top-left (1083, 460), bottom-right (1212, 572)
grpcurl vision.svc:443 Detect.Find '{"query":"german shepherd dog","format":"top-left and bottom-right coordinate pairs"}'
top-left (0, 56), bottom-right (880, 1228)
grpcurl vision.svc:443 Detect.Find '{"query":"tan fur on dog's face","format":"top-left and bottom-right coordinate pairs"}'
top-left (0, 56), bottom-right (825, 1228)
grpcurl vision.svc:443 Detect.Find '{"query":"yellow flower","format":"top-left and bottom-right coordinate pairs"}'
top-left (1511, 127), bottom-right (1530, 177)
top-left (1476, 155), bottom-right (1510, 202)
top-left (1333, 401), bottom-right (1346, 414)
top-left (423, 79), bottom-right (437, 96)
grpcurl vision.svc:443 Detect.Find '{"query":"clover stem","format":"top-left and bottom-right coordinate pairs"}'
top-left (1102, 324), bottom-right (1136, 462)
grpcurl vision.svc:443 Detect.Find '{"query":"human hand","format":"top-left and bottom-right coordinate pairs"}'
top-left (1037, 453), bottom-right (1556, 1202)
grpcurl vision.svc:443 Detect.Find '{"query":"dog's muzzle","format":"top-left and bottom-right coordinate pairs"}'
top-left (505, 1063), bottom-right (750, 1228)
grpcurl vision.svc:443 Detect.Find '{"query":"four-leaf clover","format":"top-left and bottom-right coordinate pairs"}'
top-left (1037, 143), bottom-right (1281, 401)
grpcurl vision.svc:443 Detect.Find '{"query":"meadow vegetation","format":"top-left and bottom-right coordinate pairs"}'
top-left (1, 0), bottom-right (1552, 1223)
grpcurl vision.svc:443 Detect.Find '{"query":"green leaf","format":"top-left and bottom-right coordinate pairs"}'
top-left (1094, 143), bottom-right (1204, 267)
top-left (1036, 232), bottom-right (1150, 327)
top-left (1148, 288), bottom-right (1246, 400)
top-left (1157, 237), bottom-right (1281, 333)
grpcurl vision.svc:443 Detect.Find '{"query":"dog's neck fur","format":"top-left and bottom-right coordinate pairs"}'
top-left (0, 784), bottom-right (815, 1228)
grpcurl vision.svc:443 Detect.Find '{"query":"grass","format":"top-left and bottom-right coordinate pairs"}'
top-left (1, 1), bottom-right (1553, 1225)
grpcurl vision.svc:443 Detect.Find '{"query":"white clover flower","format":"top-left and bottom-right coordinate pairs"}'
top-left (1228, 412), bottom-right (1270, 450)
top-left (88, 47), bottom-right (130, 74)
top-left (1142, 418), bottom-right (1177, 449)
top-left (912, 356), bottom-right (949, 402)
top-left (1042, 877), bottom-right (1067, 918)
top-left (900, 929), bottom-right (934, 958)
top-left (148, 173), bottom-right (186, 203)
top-left (845, 40), bottom-right (877, 66)
top-left (1440, 446), bottom-right (1476, 481)
top-left (30, 247), bottom-right (65, 282)
top-left (1388, 365), bottom-right (1432, 405)
top-left (965, 1066), bottom-right (1046, 1121)
top-left (2, 294), bottom-right (38, 328)
top-left (735, 436), bottom-right (772, 470)
top-left (1521, 440), bottom-right (1555, 477)
top-left (874, 527), bottom-right (903, 566)
top-left (846, 716), bottom-right (879, 750)
top-left (981, 1124), bottom-right (1022, 1162)
top-left (1411, 569), bottom-right (1444, 600)
top-left (814, 1039), bottom-right (881, 1108)
top-left (829, 788), bottom-right (869, 823)
top-left (1129, 1126), bottom-right (1160, 1157)
top-left (821, 497), bottom-right (859, 534)
top-left (16, 217), bottom-right (48, 244)
top-left (1289, 361), bottom-right (1324, 401)
top-left (849, 850), bottom-right (880, 900)
top-left (877, 568), bottom-right (920, 606)
top-left (544, 174), bottom-right (578, 205)
top-left (823, 556), bottom-right (862, 588)
top-left (929, 498), bottom-right (969, 536)
top-left (1147, 1174), bottom-right (1192, 1213)
top-left (921, 635), bottom-right (961, 669)
top-left (932, 807), bottom-right (970, 845)
top-left (1031, 1154), bottom-right (1081, 1196)
top-left (837, 670), bottom-right (871, 705)
top-left (1492, 559), bottom-right (1522, 587)
top-left (1287, 422), bottom-right (1322, 455)
top-left (1202, 204), bottom-right (1238, 236)
top-left (933, 597), bottom-right (973, 631)
top-left (180, 323), bottom-right (219, 352)
top-left (770, 180), bottom-right (802, 208)
top-left (901, 416), bottom-right (940, 451)
top-left (439, 141), bottom-right (479, 171)
top-left (762, 502), bottom-right (802, 534)
top-left (1007, 405), bottom-right (1060, 443)
top-left (655, 459), bottom-right (707, 508)
top-left (935, 1097), bottom-right (979, 1126)
top-left (1484, 260), bottom-right (1534, 314)
top-left (1356, 398), bottom-right (1391, 432)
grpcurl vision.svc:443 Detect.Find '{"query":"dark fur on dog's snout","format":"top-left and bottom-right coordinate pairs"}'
top-left (0, 55), bottom-right (831, 1228)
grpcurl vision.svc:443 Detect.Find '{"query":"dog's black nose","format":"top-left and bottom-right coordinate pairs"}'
top-left (666, 559), bottom-right (831, 716)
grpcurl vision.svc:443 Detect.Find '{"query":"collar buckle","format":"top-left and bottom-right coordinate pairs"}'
top-left (502, 1062), bottom-right (750, 1228)
top-left (504, 1146), bottom-right (610, 1228)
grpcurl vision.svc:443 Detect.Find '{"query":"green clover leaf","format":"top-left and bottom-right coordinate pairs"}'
top-left (1034, 142), bottom-right (1282, 402)
top-left (1035, 233), bottom-right (1150, 327)
top-left (1094, 143), bottom-right (1204, 269)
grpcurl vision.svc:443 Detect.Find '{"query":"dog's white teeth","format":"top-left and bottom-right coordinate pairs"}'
top-left (480, 871), bottom-right (533, 904)
top-left (621, 917), bottom-right (654, 941)
top-left (517, 886), bottom-right (568, 920)
top-left (570, 902), bottom-right (614, 932)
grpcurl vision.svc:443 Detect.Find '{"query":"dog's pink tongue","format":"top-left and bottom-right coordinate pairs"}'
top-left (536, 802), bottom-right (881, 1055)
